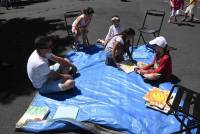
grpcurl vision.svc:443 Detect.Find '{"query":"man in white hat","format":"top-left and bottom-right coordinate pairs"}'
top-left (135, 36), bottom-right (172, 82)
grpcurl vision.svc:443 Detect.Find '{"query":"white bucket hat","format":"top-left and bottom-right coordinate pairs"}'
top-left (149, 36), bottom-right (167, 48)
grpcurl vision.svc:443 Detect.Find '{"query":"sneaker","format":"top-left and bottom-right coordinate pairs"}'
top-left (168, 19), bottom-right (171, 23)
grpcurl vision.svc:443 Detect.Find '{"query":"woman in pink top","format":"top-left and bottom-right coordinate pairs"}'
top-left (72, 7), bottom-right (94, 46)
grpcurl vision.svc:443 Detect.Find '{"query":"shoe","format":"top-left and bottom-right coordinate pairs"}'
top-left (168, 19), bottom-right (171, 23)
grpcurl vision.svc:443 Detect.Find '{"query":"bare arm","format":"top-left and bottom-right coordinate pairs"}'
top-left (112, 42), bottom-right (121, 65)
top-left (105, 26), bottom-right (112, 42)
top-left (47, 71), bottom-right (72, 81)
top-left (49, 54), bottom-right (77, 75)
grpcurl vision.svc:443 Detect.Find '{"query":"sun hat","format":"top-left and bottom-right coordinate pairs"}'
top-left (149, 36), bottom-right (167, 48)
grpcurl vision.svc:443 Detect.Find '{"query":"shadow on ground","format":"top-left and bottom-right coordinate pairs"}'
top-left (0, 17), bottom-right (68, 104)
top-left (0, 0), bottom-right (51, 10)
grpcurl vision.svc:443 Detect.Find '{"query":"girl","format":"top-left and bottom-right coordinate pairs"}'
top-left (97, 15), bottom-right (123, 46)
top-left (168, 0), bottom-right (181, 23)
top-left (104, 28), bottom-right (135, 67)
top-left (135, 36), bottom-right (172, 82)
top-left (72, 7), bottom-right (94, 47)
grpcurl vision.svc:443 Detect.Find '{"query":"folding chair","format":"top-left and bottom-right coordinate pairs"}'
top-left (136, 9), bottom-right (165, 45)
top-left (64, 10), bottom-right (82, 50)
top-left (166, 85), bottom-right (200, 134)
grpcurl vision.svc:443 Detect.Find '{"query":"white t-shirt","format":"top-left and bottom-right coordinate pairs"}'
top-left (105, 35), bottom-right (124, 51)
top-left (105, 25), bottom-right (123, 41)
top-left (27, 50), bottom-right (51, 88)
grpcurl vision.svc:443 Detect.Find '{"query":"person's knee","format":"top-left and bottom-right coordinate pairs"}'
top-left (61, 79), bottom-right (75, 91)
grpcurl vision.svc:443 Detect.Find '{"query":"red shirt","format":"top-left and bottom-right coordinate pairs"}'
top-left (142, 51), bottom-right (172, 82)
top-left (170, 0), bottom-right (181, 10)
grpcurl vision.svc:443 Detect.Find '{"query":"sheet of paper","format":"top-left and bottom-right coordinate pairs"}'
top-left (53, 105), bottom-right (79, 120)
top-left (119, 61), bottom-right (137, 73)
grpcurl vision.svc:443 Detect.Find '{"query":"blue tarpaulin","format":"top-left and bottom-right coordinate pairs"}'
top-left (16, 44), bottom-right (198, 134)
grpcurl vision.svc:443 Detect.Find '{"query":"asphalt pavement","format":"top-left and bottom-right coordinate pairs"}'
top-left (0, 0), bottom-right (200, 134)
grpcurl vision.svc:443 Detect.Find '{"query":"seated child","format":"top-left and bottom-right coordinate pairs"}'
top-left (72, 7), bottom-right (94, 47)
top-left (135, 36), bottom-right (172, 82)
top-left (104, 28), bottom-right (135, 67)
top-left (97, 15), bottom-right (123, 46)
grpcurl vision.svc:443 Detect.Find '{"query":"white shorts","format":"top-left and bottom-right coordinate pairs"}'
top-left (185, 4), bottom-right (197, 15)
top-left (170, 9), bottom-right (180, 17)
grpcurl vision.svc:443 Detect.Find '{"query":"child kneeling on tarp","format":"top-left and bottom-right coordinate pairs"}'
top-left (135, 36), bottom-right (172, 82)
top-left (104, 28), bottom-right (135, 67)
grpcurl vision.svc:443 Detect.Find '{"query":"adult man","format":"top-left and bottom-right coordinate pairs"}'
top-left (27, 36), bottom-right (77, 94)
top-left (135, 36), bottom-right (172, 82)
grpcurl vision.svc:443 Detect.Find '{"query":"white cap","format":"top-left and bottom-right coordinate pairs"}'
top-left (149, 36), bottom-right (167, 48)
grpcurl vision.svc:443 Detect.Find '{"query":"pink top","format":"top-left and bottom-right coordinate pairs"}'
top-left (170, 0), bottom-right (181, 10)
top-left (72, 14), bottom-right (92, 32)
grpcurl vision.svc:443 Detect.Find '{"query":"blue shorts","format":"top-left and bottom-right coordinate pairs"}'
top-left (38, 63), bottom-right (66, 94)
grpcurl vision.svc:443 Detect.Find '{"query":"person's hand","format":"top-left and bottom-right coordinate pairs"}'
top-left (116, 63), bottom-right (121, 68)
top-left (138, 69), bottom-right (148, 75)
top-left (134, 66), bottom-right (139, 72)
top-left (62, 74), bottom-right (73, 81)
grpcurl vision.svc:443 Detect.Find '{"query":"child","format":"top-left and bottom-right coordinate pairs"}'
top-left (97, 15), bottom-right (123, 46)
top-left (135, 36), bottom-right (172, 83)
top-left (104, 28), bottom-right (135, 67)
top-left (182, 0), bottom-right (198, 22)
top-left (168, 0), bottom-right (182, 23)
top-left (72, 7), bottom-right (94, 47)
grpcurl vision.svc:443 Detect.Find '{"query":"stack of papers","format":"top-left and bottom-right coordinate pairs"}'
top-left (16, 105), bottom-right (49, 127)
top-left (143, 87), bottom-right (175, 114)
top-left (119, 61), bottom-right (137, 73)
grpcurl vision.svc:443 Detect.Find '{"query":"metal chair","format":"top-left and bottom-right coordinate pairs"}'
top-left (64, 10), bottom-right (82, 50)
top-left (166, 85), bottom-right (200, 134)
top-left (137, 9), bottom-right (165, 45)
